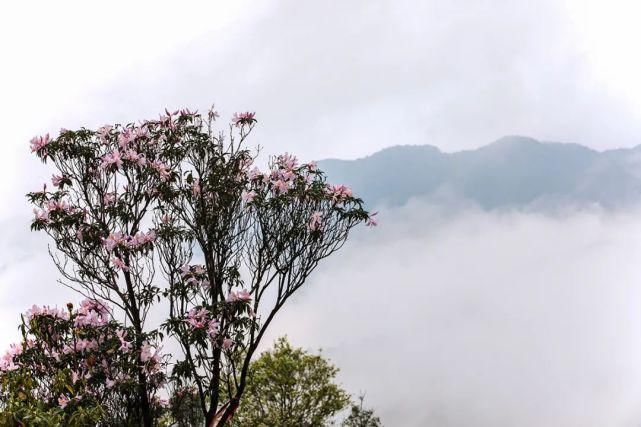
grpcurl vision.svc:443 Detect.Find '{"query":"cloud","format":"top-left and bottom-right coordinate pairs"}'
top-left (4, 182), bottom-right (641, 426)
top-left (263, 200), bottom-right (641, 426)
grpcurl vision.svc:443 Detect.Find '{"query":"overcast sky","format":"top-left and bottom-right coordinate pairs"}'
top-left (3, 1), bottom-right (641, 169)
top-left (3, 1), bottom-right (641, 425)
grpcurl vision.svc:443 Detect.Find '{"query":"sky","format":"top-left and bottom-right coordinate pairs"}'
top-left (3, 0), bottom-right (641, 425)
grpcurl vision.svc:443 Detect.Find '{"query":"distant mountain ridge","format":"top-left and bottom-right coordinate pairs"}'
top-left (318, 136), bottom-right (641, 209)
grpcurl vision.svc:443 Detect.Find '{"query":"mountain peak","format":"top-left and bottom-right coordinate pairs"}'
top-left (318, 137), bottom-right (641, 209)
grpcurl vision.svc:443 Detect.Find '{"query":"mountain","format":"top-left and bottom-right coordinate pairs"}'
top-left (318, 136), bottom-right (641, 209)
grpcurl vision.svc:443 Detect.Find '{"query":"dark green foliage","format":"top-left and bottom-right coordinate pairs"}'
top-left (232, 337), bottom-right (350, 426)
top-left (342, 395), bottom-right (382, 427)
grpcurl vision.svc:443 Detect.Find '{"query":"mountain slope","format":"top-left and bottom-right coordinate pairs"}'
top-left (318, 136), bottom-right (641, 209)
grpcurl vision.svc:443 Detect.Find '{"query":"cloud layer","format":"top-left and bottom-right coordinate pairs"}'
top-left (265, 201), bottom-right (641, 426)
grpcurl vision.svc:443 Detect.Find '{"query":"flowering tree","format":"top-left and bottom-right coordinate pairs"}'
top-left (28, 113), bottom-right (180, 425)
top-left (0, 300), bottom-right (166, 426)
top-left (25, 106), bottom-right (376, 426)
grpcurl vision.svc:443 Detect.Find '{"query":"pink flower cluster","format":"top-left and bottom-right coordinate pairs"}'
top-left (232, 111), bottom-right (256, 127)
top-left (0, 343), bottom-right (22, 372)
top-left (263, 153), bottom-right (300, 195)
top-left (366, 211), bottom-right (379, 227)
top-left (51, 174), bottom-right (65, 187)
top-left (104, 192), bottom-right (117, 206)
top-left (184, 307), bottom-right (220, 340)
top-left (122, 148), bottom-right (147, 166)
top-left (140, 342), bottom-right (163, 375)
top-left (100, 150), bottom-right (123, 170)
top-left (276, 152), bottom-right (298, 170)
top-left (180, 264), bottom-right (210, 289)
top-left (71, 338), bottom-right (99, 353)
top-left (226, 289), bottom-right (252, 303)
top-left (33, 198), bottom-right (77, 223)
top-left (97, 124), bottom-right (113, 144)
top-left (184, 307), bottom-right (209, 329)
top-left (241, 190), bottom-right (257, 203)
top-left (116, 329), bottom-right (132, 353)
top-left (102, 230), bottom-right (156, 252)
top-left (74, 299), bottom-right (110, 327)
top-left (308, 211), bottom-right (323, 231)
top-left (25, 304), bottom-right (69, 322)
top-left (149, 160), bottom-right (170, 181)
top-left (326, 184), bottom-right (353, 203)
top-left (30, 134), bottom-right (51, 152)
top-left (111, 256), bottom-right (129, 271)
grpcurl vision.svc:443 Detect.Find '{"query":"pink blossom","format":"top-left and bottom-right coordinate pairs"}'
top-left (75, 299), bottom-right (109, 327)
top-left (74, 338), bottom-right (98, 352)
top-left (129, 230), bottom-right (156, 248)
top-left (192, 178), bottom-right (201, 196)
top-left (150, 160), bottom-right (171, 181)
top-left (33, 208), bottom-right (49, 222)
top-left (277, 152), bottom-right (298, 170)
top-left (366, 211), bottom-right (378, 227)
top-left (281, 170), bottom-right (295, 181)
top-left (179, 264), bottom-right (191, 277)
top-left (326, 184), bottom-right (353, 203)
top-left (222, 338), bottom-right (234, 350)
top-left (123, 148), bottom-right (147, 166)
top-left (307, 161), bottom-right (318, 172)
top-left (26, 305), bottom-right (68, 321)
top-left (140, 342), bottom-right (158, 363)
top-left (241, 190), bottom-right (257, 203)
top-left (30, 134), bottom-right (51, 152)
top-left (134, 125), bottom-right (149, 139)
top-left (103, 192), bottom-right (116, 206)
top-left (102, 232), bottom-right (125, 251)
top-left (117, 128), bottom-right (135, 148)
top-left (273, 180), bottom-right (289, 194)
top-left (116, 329), bottom-right (132, 353)
top-left (51, 174), bottom-right (64, 187)
top-left (180, 108), bottom-right (197, 117)
top-left (111, 256), bottom-right (129, 272)
top-left (207, 319), bottom-right (220, 339)
top-left (100, 151), bottom-right (123, 170)
top-left (0, 357), bottom-right (18, 372)
top-left (0, 343), bottom-right (23, 372)
top-left (308, 211), bottom-right (323, 231)
top-left (46, 199), bottom-right (70, 213)
top-left (97, 125), bottom-right (112, 144)
top-left (227, 289), bottom-right (252, 303)
top-left (248, 167), bottom-right (262, 180)
top-left (184, 307), bottom-right (209, 329)
top-left (231, 111), bottom-right (256, 127)
top-left (58, 394), bottom-right (70, 409)
top-left (208, 109), bottom-right (220, 121)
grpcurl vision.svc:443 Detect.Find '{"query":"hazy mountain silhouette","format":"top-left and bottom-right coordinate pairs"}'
top-left (319, 136), bottom-right (641, 209)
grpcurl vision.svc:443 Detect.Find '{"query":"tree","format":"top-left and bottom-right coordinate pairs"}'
top-left (28, 118), bottom-right (175, 425)
top-left (25, 106), bottom-right (376, 426)
top-left (231, 337), bottom-right (350, 426)
top-left (342, 395), bottom-right (382, 427)
top-left (168, 385), bottom-right (204, 427)
top-left (0, 300), bottom-right (167, 426)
